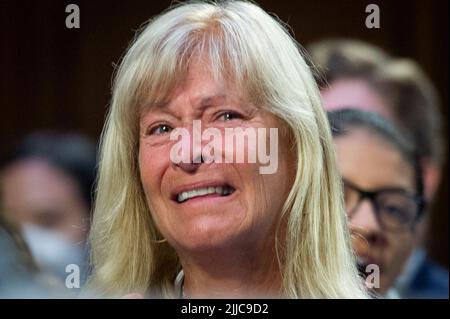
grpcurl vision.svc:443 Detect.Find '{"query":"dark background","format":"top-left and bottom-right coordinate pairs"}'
top-left (0, 0), bottom-right (448, 267)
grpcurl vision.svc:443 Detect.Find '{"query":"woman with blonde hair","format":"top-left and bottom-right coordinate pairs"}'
top-left (87, 0), bottom-right (367, 298)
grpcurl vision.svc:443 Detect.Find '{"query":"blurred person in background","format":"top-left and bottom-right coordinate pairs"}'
top-left (0, 204), bottom-right (62, 297)
top-left (309, 39), bottom-right (448, 298)
top-left (328, 109), bottom-right (443, 298)
top-left (0, 132), bottom-right (97, 289)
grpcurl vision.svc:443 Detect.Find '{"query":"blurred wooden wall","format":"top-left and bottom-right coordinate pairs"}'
top-left (0, 0), bottom-right (448, 267)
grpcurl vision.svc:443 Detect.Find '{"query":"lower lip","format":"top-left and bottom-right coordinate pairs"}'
top-left (176, 191), bottom-right (237, 206)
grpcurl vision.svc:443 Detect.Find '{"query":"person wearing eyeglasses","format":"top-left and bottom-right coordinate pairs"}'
top-left (328, 108), bottom-right (436, 298)
top-left (310, 39), bottom-right (448, 299)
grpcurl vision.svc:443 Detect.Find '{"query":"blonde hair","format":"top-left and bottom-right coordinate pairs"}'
top-left (87, 1), bottom-right (367, 298)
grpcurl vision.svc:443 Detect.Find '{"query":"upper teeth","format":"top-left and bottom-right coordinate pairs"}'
top-left (177, 186), bottom-right (232, 203)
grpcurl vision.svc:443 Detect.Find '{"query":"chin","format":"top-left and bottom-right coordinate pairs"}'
top-left (172, 218), bottom-right (248, 251)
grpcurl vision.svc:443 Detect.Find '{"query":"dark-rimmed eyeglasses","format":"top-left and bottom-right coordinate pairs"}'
top-left (343, 179), bottom-right (426, 232)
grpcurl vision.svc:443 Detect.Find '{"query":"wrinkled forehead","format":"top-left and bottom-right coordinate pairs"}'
top-left (138, 55), bottom-right (256, 115)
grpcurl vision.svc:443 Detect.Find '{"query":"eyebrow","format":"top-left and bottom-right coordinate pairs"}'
top-left (145, 94), bottom-right (228, 113)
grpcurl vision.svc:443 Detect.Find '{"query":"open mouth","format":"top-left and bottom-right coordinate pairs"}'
top-left (173, 184), bottom-right (236, 204)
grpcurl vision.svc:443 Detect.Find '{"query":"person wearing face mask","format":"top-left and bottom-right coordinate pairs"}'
top-left (328, 108), bottom-right (447, 298)
top-left (0, 205), bottom-right (64, 298)
top-left (0, 132), bottom-right (97, 290)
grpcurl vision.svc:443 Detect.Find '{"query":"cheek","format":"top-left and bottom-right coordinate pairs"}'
top-left (382, 233), bottom-right (415, 281)
top-left (242, 118), bottom-right (294, 223)
top-left (237, 160), bottom-right (292, 226)
top-left (233, 162), bottom-right (261, 205)
top-left (138, 143), bottom-right (171, 202)
top-left (261, 163), bottom-right (292, 216)
top-left (381, 232), bottom-right (415, 275)
top-left (387, 232), bottom-right (415, 255)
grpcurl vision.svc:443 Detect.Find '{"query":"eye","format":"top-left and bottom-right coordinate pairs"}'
top-left (217, 111), bottom-right (242, 122)
top-left (148, 124), bottom-right (173, 135)
top-left (383, 205), bottom-right (411, 223)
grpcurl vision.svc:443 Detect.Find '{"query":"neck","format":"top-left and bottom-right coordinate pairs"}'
top-left (178, 237), bottom-right (285, 298)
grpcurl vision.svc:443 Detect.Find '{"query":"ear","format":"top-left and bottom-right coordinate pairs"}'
top-left (421, 159), bottom-right (442, 201)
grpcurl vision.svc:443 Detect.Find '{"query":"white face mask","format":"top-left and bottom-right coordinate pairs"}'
top-left (21, 225), bottom-right (88, 284)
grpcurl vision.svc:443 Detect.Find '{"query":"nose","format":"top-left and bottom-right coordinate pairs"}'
top-left (175, 154), bottom-right (203, 173)
top-left (171, 121), bottom-right (216, 173)
top-left (349, 199), bottom-right (386, 248)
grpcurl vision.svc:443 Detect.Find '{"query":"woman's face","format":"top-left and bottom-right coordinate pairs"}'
top-left (138, 58), bottom-right (295, 254)
top-left (333, 129), bottom-right (416, 294)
